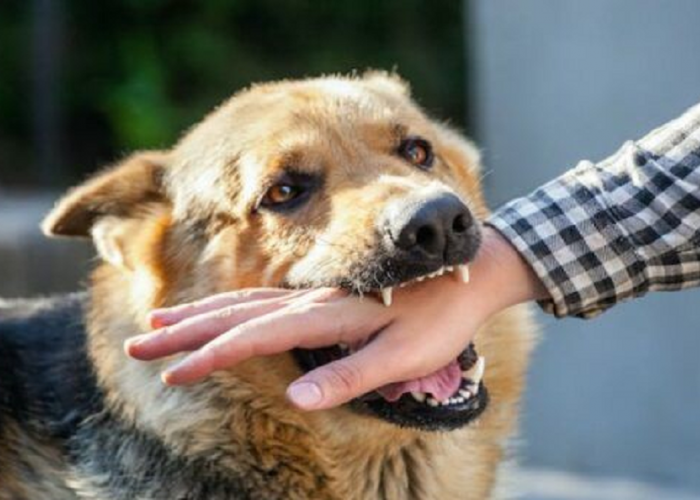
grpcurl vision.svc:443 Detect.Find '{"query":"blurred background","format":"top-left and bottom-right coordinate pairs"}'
top-left (1, 0), bottom-right (699, 498)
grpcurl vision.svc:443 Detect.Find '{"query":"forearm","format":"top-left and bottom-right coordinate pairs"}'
top-left (487, 102), bottom-right (700, 318)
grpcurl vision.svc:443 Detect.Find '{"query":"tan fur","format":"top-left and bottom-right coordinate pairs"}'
top-left (37, 72), bottom-right (537, 498)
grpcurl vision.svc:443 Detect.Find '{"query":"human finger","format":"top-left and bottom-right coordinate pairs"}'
top-left (148, 288), bottom-right (306, 328)
top-left (160, 296), bottom-right (386, 385)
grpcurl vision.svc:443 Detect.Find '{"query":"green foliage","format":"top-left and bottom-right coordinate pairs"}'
top-left (0, 0), bottom-right (467, 186)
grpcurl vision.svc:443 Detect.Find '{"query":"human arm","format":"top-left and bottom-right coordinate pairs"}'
top-left (489, 101), bottom-right (700, 318)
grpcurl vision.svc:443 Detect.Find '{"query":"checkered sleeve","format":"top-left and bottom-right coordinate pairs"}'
top-left (488, 102), bottom-right (700, 318)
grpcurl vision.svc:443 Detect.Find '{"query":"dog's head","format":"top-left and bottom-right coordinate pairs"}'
top-left (43, 73), bottom-right (489, 432)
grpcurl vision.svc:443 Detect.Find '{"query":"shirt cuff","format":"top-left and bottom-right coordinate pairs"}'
top-left (486, 165), bottom-right (649, 319)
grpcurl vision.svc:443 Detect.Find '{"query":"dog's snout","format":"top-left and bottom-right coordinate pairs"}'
top-left (385, 193), bottom-right (477, 263)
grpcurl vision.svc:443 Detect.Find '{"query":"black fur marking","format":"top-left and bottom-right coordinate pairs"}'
top-left (0, 295), bottom-right (255, 499)
top-left (69, 412), bottom-right (250, 499)
top-left (0, 294), bottom-right (97, 440)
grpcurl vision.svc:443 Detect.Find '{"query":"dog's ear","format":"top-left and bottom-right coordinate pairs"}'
top-left (42, 151), bottom-right (170, 267)
top-left (362, 70), bottom-right (411, 97)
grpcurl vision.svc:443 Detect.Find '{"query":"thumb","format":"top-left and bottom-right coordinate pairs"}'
top-left (286, 333), bottom-right (407, 410)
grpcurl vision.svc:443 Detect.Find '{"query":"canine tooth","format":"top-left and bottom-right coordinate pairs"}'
top-left (445, 266), bottom-right (454, 272)
top-left (437, 267), bottom-right (445, 276)
top-left (462, 356), bottom-right (485, 385)
top-left (381, 287), bottom-right (393, 307)
top-left (456, 264), bottom-right (470, 283)
top-left (427, 397), bottom-right (438, 407)
top-left (459, 389), bottom-right (472, 399)
top-left (411, 391), bottom-right (426, 403)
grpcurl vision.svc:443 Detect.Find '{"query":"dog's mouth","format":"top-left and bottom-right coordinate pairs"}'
top-left (292, 264), bottom-right (489, 432)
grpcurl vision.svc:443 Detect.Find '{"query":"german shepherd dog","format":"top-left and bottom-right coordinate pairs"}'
top-left (0, 73), bottom-right (535, 499)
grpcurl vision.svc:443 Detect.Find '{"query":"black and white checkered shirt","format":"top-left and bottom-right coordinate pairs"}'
top-left (488, 102), bottom-right (700, 319)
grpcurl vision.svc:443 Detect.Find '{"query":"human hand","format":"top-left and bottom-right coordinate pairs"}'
top-left (124, 227), bottom-right (546, 410)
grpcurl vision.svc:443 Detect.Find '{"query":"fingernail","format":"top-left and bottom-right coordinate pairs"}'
top-left (161, 370), bottom-right (177, 386)
top-left (161, 364), bottom-right (183, 385)
top-left (287, 382), bottom-right (323, 409)
top-left (124, 336), bottom-right (146, 354)
top-left (150, 317), bottom-right (166, 329)
top-left (149, 312), bottom-right (169, 329)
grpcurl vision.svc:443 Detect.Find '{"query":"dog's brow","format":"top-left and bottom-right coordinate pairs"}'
top-left (391, 123), bottom-right (409, 141)
top-left (274, 150), bottom-right (305, 170)
top-left (267, 150), bottom-right (323, 180)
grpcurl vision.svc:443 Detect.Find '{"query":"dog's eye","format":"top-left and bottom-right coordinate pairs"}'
top-left (257, 172), bottom-right (320, 212)
top-left (398, 137), bottom-right (434, 169)
top-left (261, 184), bottom-right (304, 207)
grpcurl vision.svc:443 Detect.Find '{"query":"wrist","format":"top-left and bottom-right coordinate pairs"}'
top-left (471, 225), bottom-right (548, 314)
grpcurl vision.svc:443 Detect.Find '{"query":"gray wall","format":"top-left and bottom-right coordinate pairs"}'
top-left (469, 0), bottom-right (700, 492)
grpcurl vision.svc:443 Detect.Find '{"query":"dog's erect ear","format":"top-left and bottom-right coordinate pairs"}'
top-left (42, 151), bottom-right (169, 266)
top-left (362, 70), bottom-right (411, 98)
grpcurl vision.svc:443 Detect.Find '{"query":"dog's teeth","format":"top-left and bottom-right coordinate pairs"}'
top-left (411, 391), bottom-right (426, 403)
top-left (427, 397), bottom-right (438, 407)
top-left (417, 276), bottom-right (425, 282)
top-left (459, 389), bottom-right (472, 399)
top-left (437, 267), bottom-right (445, 276)
top-left (445, 265), bottom-right (454, 272)
top-left (381, 287), bottom-right (393, 307)
top-left (456, 264), bottom-right (470, 283)
top-left (462, 356), bottom-right (485, 385)
top-left (338, 342), bottom-right (348, 350)
top-left (472, 356), bottom-right (485, 385)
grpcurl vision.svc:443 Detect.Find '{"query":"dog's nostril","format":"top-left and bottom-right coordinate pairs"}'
top-left (415, 225), bottom-right (436, 249)
top-left (388, 194), bottom-right (472, 258)
top-left (452, 213), bottom-right (468, 233)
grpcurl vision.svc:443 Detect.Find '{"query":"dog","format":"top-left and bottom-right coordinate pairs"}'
top-left (0, 72), bottom-right (536, 499)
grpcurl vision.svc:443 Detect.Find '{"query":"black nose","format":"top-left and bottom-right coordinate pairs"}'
top-left (386, 193), bottom-right (475, 261)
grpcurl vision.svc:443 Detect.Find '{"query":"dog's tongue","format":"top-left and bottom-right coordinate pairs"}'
top-left (376, 360), bottom-right (462, 402)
